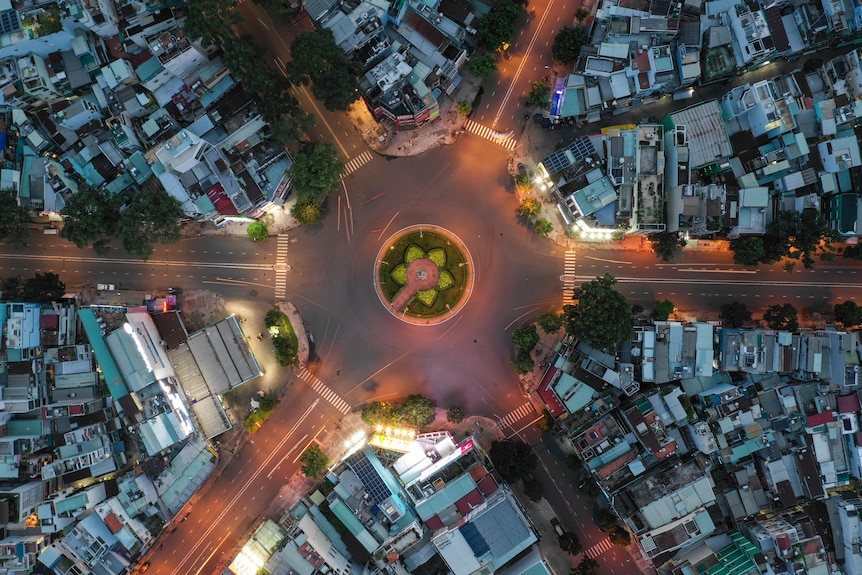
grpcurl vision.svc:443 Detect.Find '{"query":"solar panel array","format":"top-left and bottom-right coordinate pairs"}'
top-left (0, 11), bottom-right (21, 35)
top-left (541, 136), bottom-right (597, 175)
top-left (568, 136), bottom-right (596, 162)
top-left (541, 148), bottom-right (571, 174)
top-left (348, 451), bottom-right (392, 505)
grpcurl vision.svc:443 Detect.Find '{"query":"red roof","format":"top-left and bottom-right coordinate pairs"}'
top-left (206, 183), bottom-right (239, 216)
top-left (477, 474), bottom-right (498, 498)
top-left (807, 411), bottom-right (835, 427)
top-left (838, 394), bottom-right (861, 414)
top-left (455, 489), bottom-right (484, 515)
top-left (41, 314), bottom-right (59, 329)
top-left (777, 535), bottom-right (791, 551)
top-left (425, 514), bottom-right (444, 531)
top-left (537, 367), bottom-right (566, 417)
top-left (104, 513), bottom-right (122, 534)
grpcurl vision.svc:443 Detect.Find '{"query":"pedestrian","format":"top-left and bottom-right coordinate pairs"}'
top-left (336, 369), bottom-right (341, 376)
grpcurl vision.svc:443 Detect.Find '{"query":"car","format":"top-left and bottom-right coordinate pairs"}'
top-left (96, 283), bottom-right (115, 291)
top-left (140, 561), bottom-right (150, 572)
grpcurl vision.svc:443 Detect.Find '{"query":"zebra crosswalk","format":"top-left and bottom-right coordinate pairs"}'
top-left (583, 537), bottom-right (614, 559)
top-left (344, 150), bottom-right (374, 175)
top-left (274, 234), bottom-right (290, 299)
top-left (463, 119), bottom-right (517, 151)
top-left (296, 368), bottom-right (351, 414)
top-left (496, 403), bottom-right (536, 429)
top-left (562, 251), bottom-right (577, 303)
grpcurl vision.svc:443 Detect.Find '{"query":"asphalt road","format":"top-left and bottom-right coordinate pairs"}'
top-left (470, 0), bottom-right (588, 133)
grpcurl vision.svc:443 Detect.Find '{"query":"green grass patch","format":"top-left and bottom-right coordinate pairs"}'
top-left (245, 394), bottom-right (277, 432)
top-left (390, 264), bottom-right (408, 286)
top-left (415, 289), bottom-right (438, 306)
top-left (378, 231), bottom-right (468, 318)
top-left (265, 309), bottom-right (298, 366)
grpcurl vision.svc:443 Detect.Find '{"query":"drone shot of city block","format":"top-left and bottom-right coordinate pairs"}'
top-left (0, 0), bottom-right (860, 574)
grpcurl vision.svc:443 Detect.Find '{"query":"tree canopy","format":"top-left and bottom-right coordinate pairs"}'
top-left (563, 274), bottom-right (633, 349)
top-left (60, 186), bottom-right (120, 254)
top-left (526, 81), bottom-right (551, 108)
top-left (534, 218), bottom-right (554, 237)
top-left (401, 394), bottom-right (435, 427)
top-left (834, 301), bottom-right (862, 328)
top-left (537, 311), bottom-right (563, 333)
top-left (558, 531), bottom-right (582, 555)
top-left (551, 26), bottom-right (588, 64)
top-left (2, 272), bottom-right (67, 303)
top-left (247, 221), bottom-right (268, 242)
top-left (652, 300), bottom-right (675, 321)
top-left (720, 301), bottom-right (751, 328)
top-left (649, 231), bottom-right (686, 262)
top-left (290, 143), bottom-right (346, 201)
top-left (293, 197), bottom-right (323, 225)
top-left (730, 208), bottom-right (839, 268)
top-left (467, 53), bottom-right (498, 78)
top-left (476, 0), bottom-right (525, 50)
top-left (0, 188), bottom-right (30, 247)
top-left (763, 303), bottom-right (798, 332)
top-left (512, 323), bottom-right (540, 352)
top-left (518, 198), bottom-right (541, 218)
top-left (117, 188), bottom-right (184, 260)
top-left (489, 439), bottom-right (537, 483)
top-left (287, 29), bottom-right (361, 112)
top-left (300, 445), bottom-right (330, 478)
top-left (182, 0), bottom-right (243, 47)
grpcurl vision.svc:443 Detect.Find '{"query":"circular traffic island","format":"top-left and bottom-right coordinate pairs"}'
top-left (375, 225), bottom-right (474, 325)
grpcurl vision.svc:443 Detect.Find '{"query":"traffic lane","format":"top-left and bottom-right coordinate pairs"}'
top-left (156, 387), bottom-right (337, 575)
top-left (236, 3), bottom-right (367, 160)
top-left (533, 442), bottom-right (642, 575)
top-left (610, 277), bottom-right (854, 311)
top-left (474, 0), bottom-right (586, 131)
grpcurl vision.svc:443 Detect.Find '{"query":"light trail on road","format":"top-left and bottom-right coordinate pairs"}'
top-left (581, 275), bottom-right (862, 289)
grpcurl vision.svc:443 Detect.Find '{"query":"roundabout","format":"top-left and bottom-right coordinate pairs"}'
top-left (375, 224), bottom-right (474, 325)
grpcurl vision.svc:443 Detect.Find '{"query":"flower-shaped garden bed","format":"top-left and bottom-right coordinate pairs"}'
top-left (377, 226), bottom-right (471, 322)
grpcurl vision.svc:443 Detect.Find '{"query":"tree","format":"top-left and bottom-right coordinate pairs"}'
top-left (402, 394), bottom-right (435, 427)
top-left (287, 29), bottom-right (361, 111)
top-left (595, 508), bottom-right (619, 531)
top-left (558, 531), bottom-right (582, 555)
top-left (293, 198), bottom-right (323, 225)
top-left (300, 445), bottom-right (330, 478)
top-left (763, 303), bottom-right (798, 331)
top-left (652, 300), bottom-right (675, 321)
top-left (0, 276), bottom-right (22, 301)
top-left (720, 301), bottom-right (751, 328)
top-left (476, 0), bottom-right (524, 49)
top-left (247, 221), bottom-right (268, 242)
top-left (843, 245), bottom-right (862, 261)
top-left (512, 323), bottom-right (540, 352)
top-left (534, 218), bottom-right (554, 237)
top-left (60, 186), bottom-right (120, 254)
top-left (183, 0), bottom-right (243, 47)
top-left (511, 349), bottom-right (534, 374)
top-left (551, 26), bottom-right (588, 65)
top-left (649, 231), bottom-right (686, 262)
top-left (21, 272), bottom-right (65, 303)
top-left (526, 81), bottom-right (551, 108)
top-left (518, 198), bottom-right (541, 218)
top-left (537, 311), bottom-right (563, 333)
top-left (515, 174), bottom-right (532, 189)
top-left (572, 556), bottom-right (599, 575)
top-left (574, 7), bottom-right (589, 21)
top-left (446, 406), bottom-right (464, 423)
top-left (834, 300), bottom-right (862, 328)
top-left (290, 143), bottom-right (346, 201)
top-left (467, 53), bottom-right (497, 78)
top-left (0, 189), bottom-right (30, 247)
top-left (563, 274), bottom-right (633, 349)
top-left (361, 401), bottom-right (401, 427)
top-left (117, 188), bottom-right (184, 260)
top-left (456, 100), bottom-right (473, 116)
top-left (268, 110), bottom-right (316, 150)
top-left (729, 236), bottom-right (766, 266)
top-left (609, 526), bottom-right (631, 546)
top-left (489, 439), bottom-right (537, 483)
top-left (522, 475), bottom-right (544, 502)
